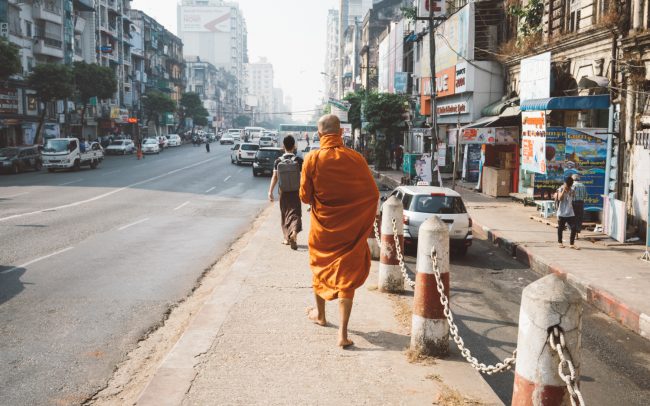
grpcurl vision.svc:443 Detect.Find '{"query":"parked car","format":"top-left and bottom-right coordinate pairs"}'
top-left (311, 132), bottom-right (320, 143)
top-left (105, 139), bottom-right (135, 155)
top-left (142, 138), bottom-right (161, 154)
top-left (42, 138), bottom-right (104, 171)
top-left (220, 135), bottom-right (235, 145)
top-left (258, 136), bottom-right (274, 147)
top-left (252, 147), bottom-right (283, 177)
top-left (0, 146), bottom-right (42, 174)
top-left (383, 186), bottom-right (472, 256)
top-left (166, 134), bottom-right (182, 147)
top-left (230, 143), bottom-right (259, 165)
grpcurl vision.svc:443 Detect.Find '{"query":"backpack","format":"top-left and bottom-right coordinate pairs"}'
top-left (277, 154), bottom-right (300, 192)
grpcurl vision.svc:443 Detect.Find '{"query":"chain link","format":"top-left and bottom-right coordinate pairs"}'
top-left (430, 245), bottom-right (517, 375)
top-left (549, 327), bottom-right (585, 406)
top-left (373, 218), bottom-right (381, 248)
top-left (391, 218), bottom-right (416, 288)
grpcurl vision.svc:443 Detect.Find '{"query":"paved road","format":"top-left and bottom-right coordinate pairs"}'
top-left (0, 142), bottom-right (270, 405)
top-left (404, 240), bottom-right (650, 405)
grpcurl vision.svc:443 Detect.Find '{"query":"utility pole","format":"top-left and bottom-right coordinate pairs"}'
top-left (428, 1), bottom-right (440, 186)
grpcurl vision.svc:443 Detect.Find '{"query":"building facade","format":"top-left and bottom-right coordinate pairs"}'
top-left (324, 9), bottom-right (339, 100)
top-left (178, 0), bottom-right (248, 114)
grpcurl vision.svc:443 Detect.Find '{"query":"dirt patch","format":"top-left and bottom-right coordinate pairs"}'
top-left (387, 293), bottom-right (412, 332)
top-left (434, 385), bottom-right (483, 406)
top-left (84, 207), bottom-right (271, 406)
top-left (405, 348), bottom-right (437, 366)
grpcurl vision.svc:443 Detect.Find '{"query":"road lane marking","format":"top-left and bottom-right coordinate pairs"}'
top-left (205, 186), bottom-right (216, 193)
top-left (174, 201), bottom-right (190, 211)
top-left (224, 176), bottom-right (232, 182)
top-left (118, 217), bottom-right (150, 231)
top-left (0, 157), bottom-right (218, 223)
top-left (58, 179), bottom-right (83, 186)
top-left (1, 247), bottom-right (75, 275)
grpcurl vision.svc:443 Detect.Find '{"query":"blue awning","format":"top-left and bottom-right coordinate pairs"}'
top-left (520, 95), bottom-right (610, 111)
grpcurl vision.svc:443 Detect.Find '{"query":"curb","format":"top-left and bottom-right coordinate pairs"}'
top-left (472, 220), bottom-right (650, 341)
top-left (370, 168), bottom-right (400, 189)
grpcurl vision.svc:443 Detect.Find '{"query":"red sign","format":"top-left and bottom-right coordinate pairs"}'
top-left (127, 117), bottom-right (138, 124)
top-left (435, 66), bottom-right (456, 98)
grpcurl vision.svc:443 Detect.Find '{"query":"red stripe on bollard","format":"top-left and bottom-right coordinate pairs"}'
top-left (379, 234), bottom-right (403, 265)
top-left (413, 272), bottom-right (449, 319)
top-left (512, 374), bottom-right (568, 406)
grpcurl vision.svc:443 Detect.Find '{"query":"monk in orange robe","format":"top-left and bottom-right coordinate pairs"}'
top-left (299, 114), bottom-right (380, 347)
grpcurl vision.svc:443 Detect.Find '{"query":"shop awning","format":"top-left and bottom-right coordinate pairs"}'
top-left (520, 95), bottom-right (610, 111)
top-left (466, 116), bottom-right (500, 129)
top-left (481, 97), bottom-right (519, 117)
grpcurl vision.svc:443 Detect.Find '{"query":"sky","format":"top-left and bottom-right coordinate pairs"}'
top-left (131, 0), bottom-right (339, 121)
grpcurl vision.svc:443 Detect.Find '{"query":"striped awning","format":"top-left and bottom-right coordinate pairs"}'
top-left (520, 95), bottom-right (610, 111)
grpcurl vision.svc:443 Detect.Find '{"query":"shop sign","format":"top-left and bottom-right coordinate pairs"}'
top-left (0, 88), bottom-right (19, 114)
top-left (520, 52), bottom-right (551, 102)
top-left (341, 123), bottom-right (352, 139)
top-left (394, 72), bottom-right (408, 94)
top-left (455, 62), bottom-right (467, 93)
top-left (521, 111), bottom-right (547, 174)
top-left (110, 107), bottom-right (130, 123)
top-left (435, 66), bottom-right (456, 98)
top-left (462, 127), bottom-right (495, 144)
top-left (437, 101), bottom-right (468, 116)
top-left (417, 0), bottom-right (447, 19)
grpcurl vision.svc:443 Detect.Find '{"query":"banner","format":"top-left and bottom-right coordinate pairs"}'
top-left (414, 153), bottom-right (433, 184)
top-left (565, 128), bottom-right (607, 211)
top-left (521, 111), bottom-right (547, 174)
top-left (180, 7), bottom-right (231, 33)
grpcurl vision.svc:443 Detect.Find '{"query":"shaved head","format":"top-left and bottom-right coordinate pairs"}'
top-left (318, 114), bottom-right (341, 135)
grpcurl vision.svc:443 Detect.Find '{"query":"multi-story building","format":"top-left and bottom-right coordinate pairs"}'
top-left (337, 0), bottom-right (376, 98)
top-left (324, 9), bottom-right (339, 100)
top-left (178, 0), bottom-right (248, 114)
top-left (246, 58), bottom-right (274, 123)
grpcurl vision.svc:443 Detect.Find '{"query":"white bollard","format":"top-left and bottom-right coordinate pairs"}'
top-left (378, 196), bottom-right (404, 293)
top-left (512, 274), bottom-right (582, 406)
top-left (410, 216), bottom-right (449, 356)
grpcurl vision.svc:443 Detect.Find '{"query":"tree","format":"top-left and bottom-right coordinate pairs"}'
top-left (193, 107), bottom-right (209, 127)
top-left (177, 92), bottom-right (203, 133)
top-left (0, 37), bottom-right (21, 81)
top-left (142, 90), bottom-right (176, 136)
top-left (28, 63), bottom-right (75, 144)
top-left (343, 89), bottom-right (364, 132)
top-left (363, 92), bottom-right (408, 169)
top-left (233, 115), bottom-right (251, 128)
top-left (73, 62), bottom-right (117, 133)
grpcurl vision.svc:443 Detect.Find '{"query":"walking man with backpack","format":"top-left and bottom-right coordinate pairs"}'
top-left (268, 135), bottom-right (303, 250)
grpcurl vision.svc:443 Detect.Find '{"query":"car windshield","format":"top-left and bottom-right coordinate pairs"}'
top-left (412, 195), bottom-right (467, 214)
top-left (260, 137), bottom-right (271, 141)
top-left (144, 139), bottom-right (157, 144)
top-left (110, 141), bottom-right (124, 146)
top-left (44, 139), bottom-right (71, 153)
top-left (257, 150), bottom-right (281, 159)
top-left (241, 144), bottom-right (259, 151)
top-left (0, 148), bottom-right (18, 158)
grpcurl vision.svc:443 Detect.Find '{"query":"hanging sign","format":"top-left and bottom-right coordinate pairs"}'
top-left (521, 111), bottom-right (547, 174)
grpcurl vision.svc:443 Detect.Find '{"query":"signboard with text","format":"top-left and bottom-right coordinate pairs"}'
top-left (437, 101), bottom-right (468, 116)
top-left (0, 88), bottom-right (19, 114)
top-left (521, 111), bottom-right (547, 174)
top-left (180, 7), bottom-right (231, 33)
top-left (435, 66), bottom-right (456, 98)
top-left (418, 0), bottom-right (447, 18)
top-left (565, 128), bottom-right (607, 211)
top-left (520, 52), bottom-right (551, 102)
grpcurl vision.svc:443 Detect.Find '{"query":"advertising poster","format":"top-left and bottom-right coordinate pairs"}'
top-left (180, 7), bottom-right (231, 33)
top-left (565, 128), bottom-right (607, 211)
top-left (462, 127), bottom-right (495, 144)
top-left (521, 111), bottom-right (547, 174)
top-left (414, 154), bottom-right (433, 184)
top-left (534, 127), bottom-right (566, 198)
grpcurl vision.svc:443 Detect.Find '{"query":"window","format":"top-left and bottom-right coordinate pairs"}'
top-left (25, 21), bottom-right (32, 37)
top-left (567, 0), bottom-right (582, 33)
top-left (412, 195), bottom-right (467, 214)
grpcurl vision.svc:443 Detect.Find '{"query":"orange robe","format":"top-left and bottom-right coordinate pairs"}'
top-left (299, 134), bottom-right (380, 300)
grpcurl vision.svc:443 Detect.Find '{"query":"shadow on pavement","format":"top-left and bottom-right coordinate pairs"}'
top-left (349, 329), bottom-right (410, 351)
top-left (0, 266), bottom-right (27, 306)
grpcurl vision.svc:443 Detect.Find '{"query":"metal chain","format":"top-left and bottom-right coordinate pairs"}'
top-left (373, 218), bottom-right (381, 248)
top-left (549, 327), bottom-right (586, 406)
top-left (391, 218), bottom-right (416, 288)
top-left (430, 245), bottom-right (517, 375)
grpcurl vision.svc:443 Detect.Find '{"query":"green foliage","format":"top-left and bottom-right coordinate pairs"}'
top-left (0, 37), bottom-right (21, 80)
top-left (28, 63), bottom-right (75, 102)
top-left (142, 90), bottom-right (176, 127)
top-left (508, 0), bottom-right (544, 40)
top-left (179, 92), bottom-right (209, 129)
top-left (343, 89), bottom-right (364, 132)
top-left (193, 108), bottom-right (209, 127)
top-left (400, 6), bottom-right (417, 21)
top-left (323, 104), bottom-right (332, 114)
top-left (233, 115), bottom-right (252, 128)
top-left (73, 62), bottom-right (117, 103)
top-left (363, 92), bottom-right (408, 170)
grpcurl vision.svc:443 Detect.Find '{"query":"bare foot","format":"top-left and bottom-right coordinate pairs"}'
top-left (305, 307), bottom-right (326, 326)
top-left (338, 337), bottom-right (354, 348)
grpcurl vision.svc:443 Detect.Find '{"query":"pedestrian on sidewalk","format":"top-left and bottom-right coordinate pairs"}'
top-left (572, 174), bottom-right (587, 236)
top-left (556, 176), bottom-right (579, 249)
top-left (299, 114), bottom-right (380, 348)
top-left (268, 135), bottom-right (303, 250)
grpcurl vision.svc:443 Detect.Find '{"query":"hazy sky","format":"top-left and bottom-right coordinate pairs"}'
top-left (131, 0), bottom-right (339, 121)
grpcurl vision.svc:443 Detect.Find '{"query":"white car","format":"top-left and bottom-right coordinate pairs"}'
top-left (258, 136), bottom-right (274, 147)
top-left (142, 138), bottom-right (160, 154)
top-left (384, 186), bottom-right (472, 256)
top-left (105, 139), bottom-right (135, 155)
top-left (230, 143), bottom-right (259, 164)
top-left (220, 135), bottom-right (235, 145)
top-left (166, 134), bottom-right (182, 146)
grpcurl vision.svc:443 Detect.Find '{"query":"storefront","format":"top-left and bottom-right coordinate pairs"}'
top-left (519, 94), bottom-right (610, 215)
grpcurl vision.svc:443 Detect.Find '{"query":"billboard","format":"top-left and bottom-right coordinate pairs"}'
top-left (180, 7), bottom-right (231, 33)
top-left (521, 111), bottom-right (547, 174)
top-left (520, 52), bottom-right (551, 102)
top-left (435, 3), bottom-right (474, 72)
top-left (417, 0), bottom-right (447, 18)
top-left (565, 128), bottom-right (607, 211)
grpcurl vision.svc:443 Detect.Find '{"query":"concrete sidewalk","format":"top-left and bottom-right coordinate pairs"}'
top-left (136, 205), bottom-right (503, 405)
top-left (370, 167), bottom-right (650, 341)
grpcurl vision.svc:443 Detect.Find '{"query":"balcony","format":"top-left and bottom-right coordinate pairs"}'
top-left (33, 37), bottom-right (64, 59)
top-left (73, 0), bottom-right (95, 12)
top-left (32, 4), bottom-right (64, 24)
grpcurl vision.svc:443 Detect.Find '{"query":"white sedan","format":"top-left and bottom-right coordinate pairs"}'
top-left (142, 138), bottom-right (160, 154)
top-left (166, 134), bottom-right (182, 146)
